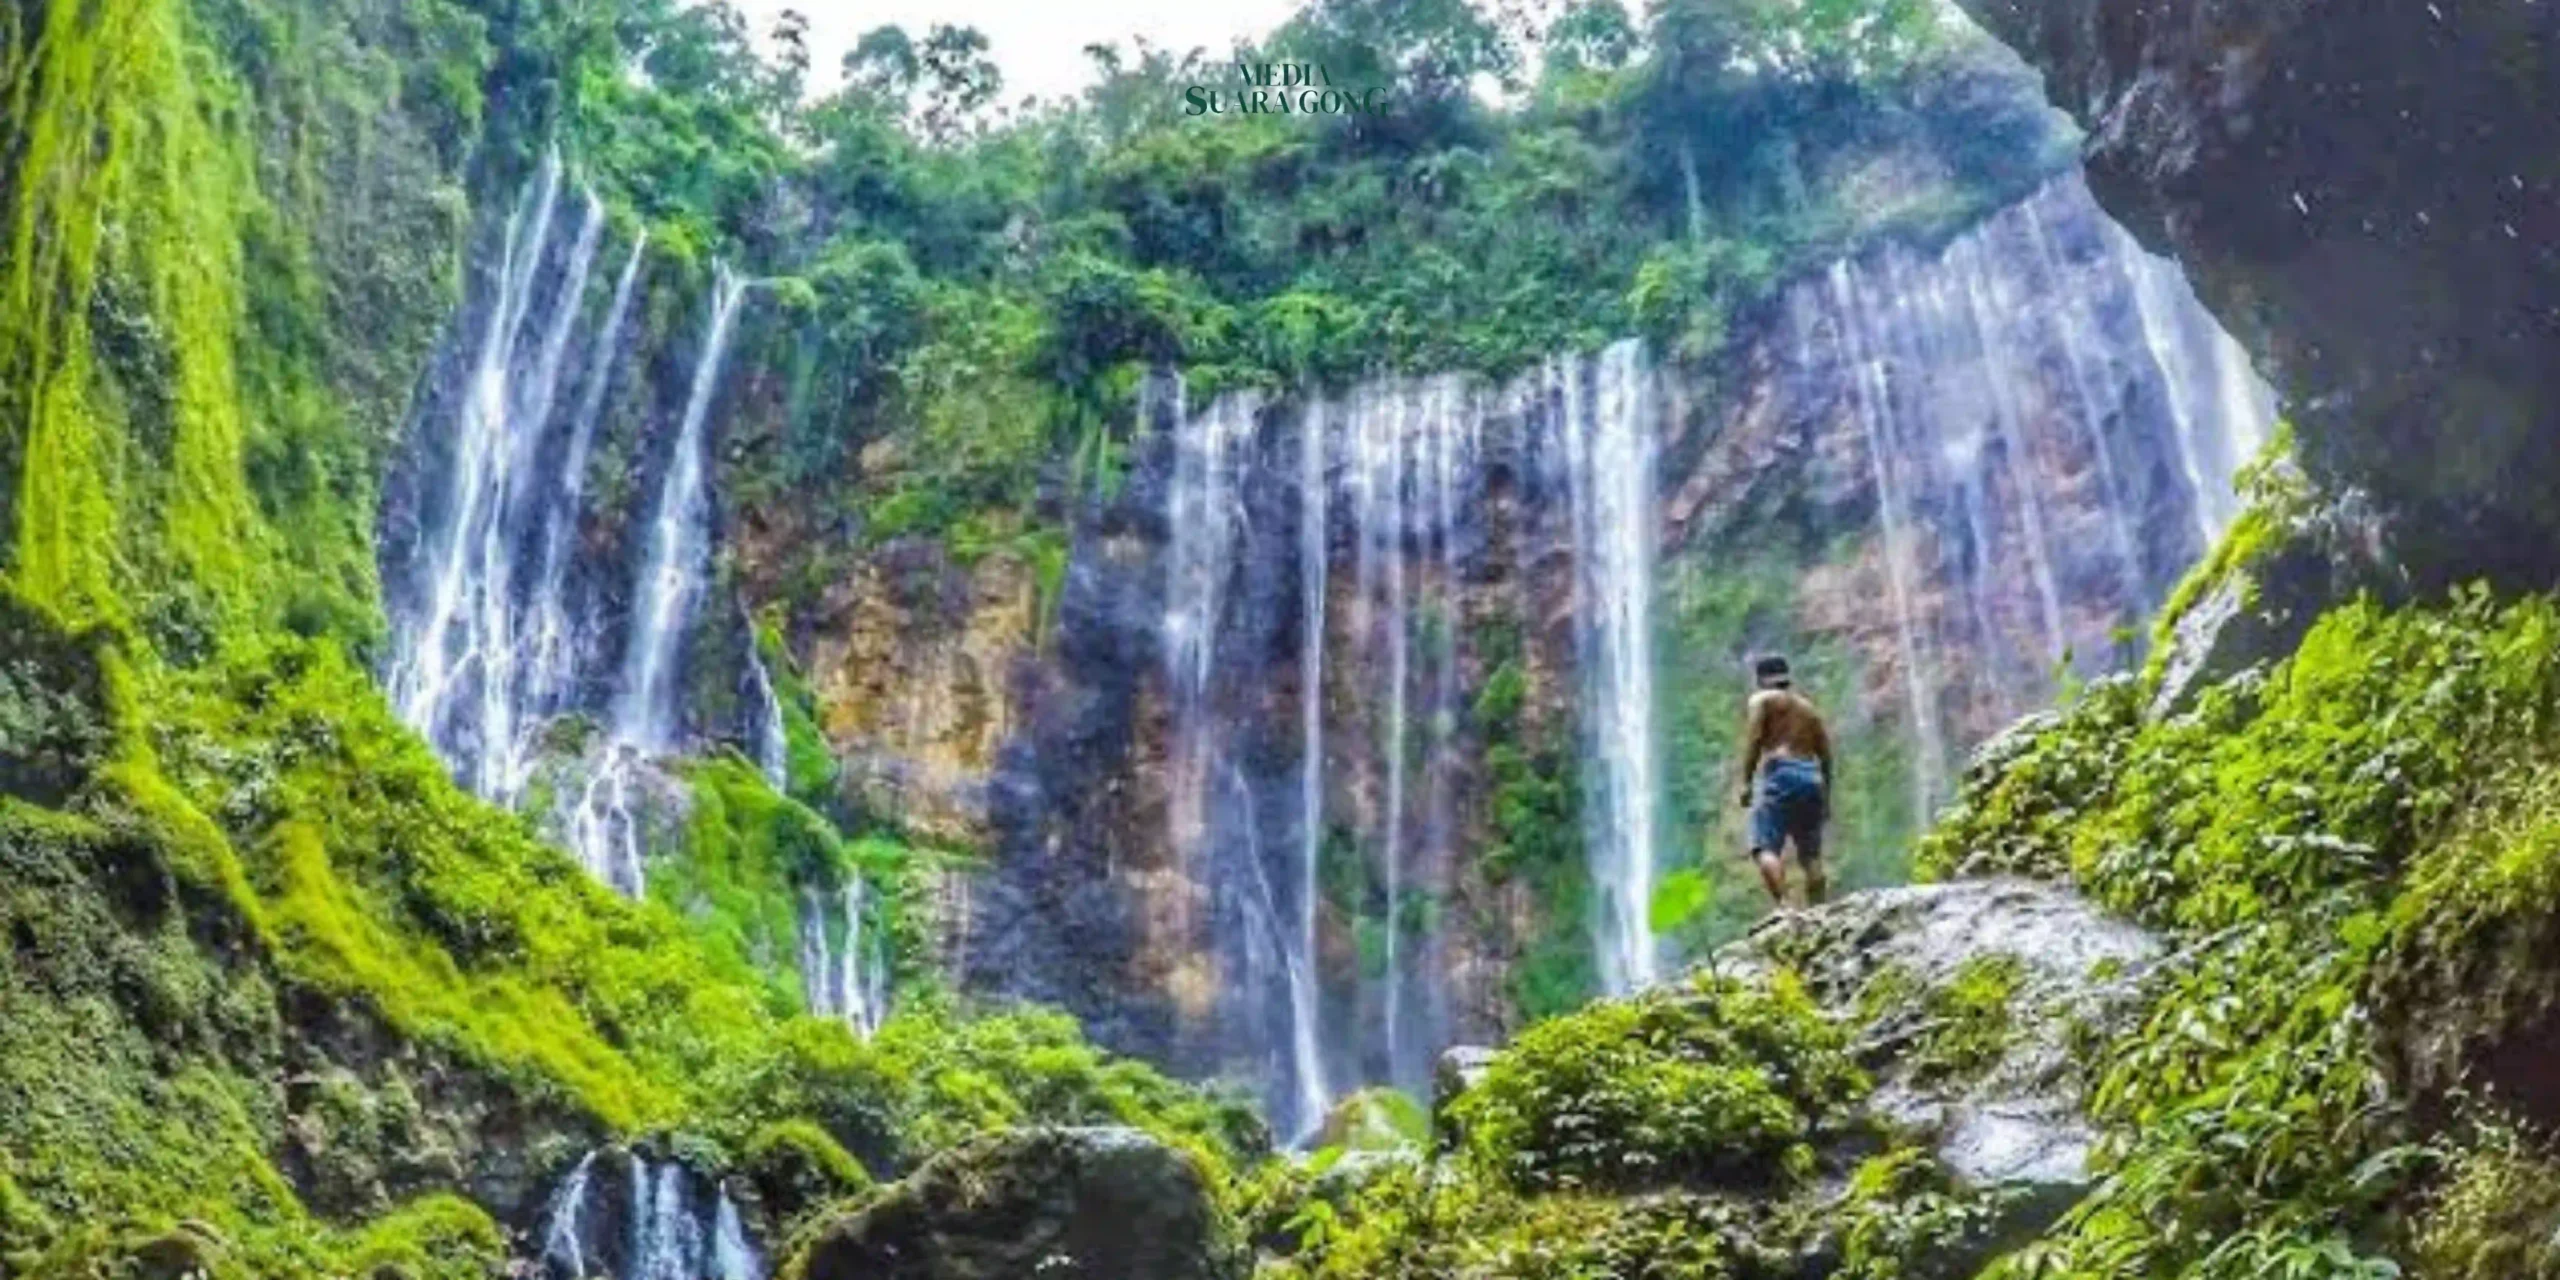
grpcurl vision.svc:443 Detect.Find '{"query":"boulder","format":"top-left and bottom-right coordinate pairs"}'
top-left (1719, 879), bottom-right (2159, 1239)
top-left (785, 1127), bottom-right (1239, 1280)
top-left (1954, 0), bottom-right (2560, 590)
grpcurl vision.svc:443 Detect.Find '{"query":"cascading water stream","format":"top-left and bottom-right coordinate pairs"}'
top-left (541, 1151), bottom-right (759, 1280)
top-left (619, 269), bottom-right (749, 755)
top-left (390, 149), bottom-right (612, 803)
top-left (564, 268), bottom-right (750, 891)
top-left (1561, 341), bottom-right (1663, 996)
top-left (1821, 264), bottom-right (1948, 819)
top-left (2022, 199), bottom-right (2149, 616)
top-left (1291, 399), bottom-right (1334, 1137)
top-left (746, 644), bottom-right (790, 789)
top-left (524, 232), bottom-right (648, 720)
top-left (2123, 239), bottom-right (2275, 541)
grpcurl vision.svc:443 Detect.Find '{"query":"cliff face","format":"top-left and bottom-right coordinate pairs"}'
top-left (1954, 0), bottom-right (2560, 586)
top-left (784, 172), bottom-right (2271, 1129)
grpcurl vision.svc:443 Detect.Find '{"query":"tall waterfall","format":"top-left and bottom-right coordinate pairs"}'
top-left (540, 1150), bottom-right (762, 1280)
top-left (386, 162), bottom-right (778, 898)
top-left (1067, 172), bottom-right (2282, 1123)
top-left (1555, 342), bottom-right (1663, 996)
top-left (388, 149), bottom-right (615, 803)
top-left (1157, 374), bottom-right (1479, 1131)
top-left (1781, 173), bottom-right (2279, 811)
top-left (1290, 401), bottom-right (1334, 1136)
top-left (564, 269), bottom-right (750, 890)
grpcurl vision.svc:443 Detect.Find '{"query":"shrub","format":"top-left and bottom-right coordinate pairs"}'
top-left (1448, 971), bottom-right (1865, 1193)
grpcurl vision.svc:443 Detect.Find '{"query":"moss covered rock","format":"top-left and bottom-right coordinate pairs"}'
top-left (785, 1127), bottom-right (1240, 1280)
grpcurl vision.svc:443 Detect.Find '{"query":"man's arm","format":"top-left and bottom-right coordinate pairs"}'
top-left (1814, 713), bottom-right (1835, 794)
top-left (1736, 693), bottom-right (1767, 806)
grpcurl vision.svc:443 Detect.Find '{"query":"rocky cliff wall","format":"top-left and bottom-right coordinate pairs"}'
top-left (762, 172), bottom-right (2272, 1129)
top-left (1954, 0), bottom-right (2560, 588)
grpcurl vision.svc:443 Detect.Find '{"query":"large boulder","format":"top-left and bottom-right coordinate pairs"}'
top-left (1718, 879), bottom-right (2159, 1236)
top-left (1954, 0), bottom-right (2560, 588)
top-left (784, 1127), bottom-right (1239, 1280)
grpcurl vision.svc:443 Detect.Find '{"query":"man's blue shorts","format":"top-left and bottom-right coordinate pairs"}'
top-left (1750, 758), bottom-right (1826, 861)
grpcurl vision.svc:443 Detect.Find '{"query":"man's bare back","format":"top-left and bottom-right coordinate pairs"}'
top-left (1735, 656), bottom-right (1833, 907)
top-left (1742, 688), bottom-right (1832, 775)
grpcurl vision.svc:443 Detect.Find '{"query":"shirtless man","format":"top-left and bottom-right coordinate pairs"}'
top-left (1734, 654), bottom-right (1833, 908)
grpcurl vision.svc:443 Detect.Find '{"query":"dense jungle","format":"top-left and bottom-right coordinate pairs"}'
top-left (4, 0), bottom-right (2559, 1274)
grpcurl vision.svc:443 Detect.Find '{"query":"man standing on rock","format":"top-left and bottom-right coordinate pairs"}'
top-left (1736, 654), bottom-right (1833, 909)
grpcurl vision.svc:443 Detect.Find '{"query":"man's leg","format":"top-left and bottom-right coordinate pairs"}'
top-left (1753, 849), bottom-right (1787, 903)
top-left (1794, 800), bottom-right (1829, 906)
top-left (1747, 778), bottom-right (1788, 906)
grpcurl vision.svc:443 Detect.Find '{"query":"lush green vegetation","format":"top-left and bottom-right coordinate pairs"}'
top-left (1469, 624), bottom-right (1598, 1021)
top-left (1448, 971), bottom-right (1864, 1193)
top-left (522, 0), bottom-right (2070, 573)
top-left (0, 0), bottom-right (1261, 1271)
top-left (1915, 583), bottom-right (2560, 1275)
top-left (1244, 971), bottom-right (2013, 1279)
top-left (40, 0), bottom-right (2556, 1273)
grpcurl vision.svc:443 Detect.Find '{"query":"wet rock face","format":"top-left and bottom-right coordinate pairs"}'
top-left (1957, 0), bottom-right (2560, 587)
top-left (786, 1128), bottom-right (1239, 1280)
top-left (800, 543), bottom-right (1039, 846)
top-left (854, 173), bottom-right (2266, 1125)
top-left (1719, 879), bottom-right (2158, 1230)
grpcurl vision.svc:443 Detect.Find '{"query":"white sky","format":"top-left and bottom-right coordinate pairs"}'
top-left (737, 0), bottom-right (1308, 104)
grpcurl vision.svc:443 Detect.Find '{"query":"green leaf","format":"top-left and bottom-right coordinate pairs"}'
top-left (1648, 870), bottom-right (1712, 933)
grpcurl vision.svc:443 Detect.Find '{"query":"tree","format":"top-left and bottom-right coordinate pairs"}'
top-left (842, 23), bottom-right (1004, 144)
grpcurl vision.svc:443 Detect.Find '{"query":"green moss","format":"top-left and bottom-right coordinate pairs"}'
top-left (1448, 970), bottom-right (1865, 1195)
top-left (743, 1119), bottom-right (873, 1238)
top-left (1908, 955), bottom-right (2022, 1084)
top-left (330, 1195), bottom-right (509, 1280)
top-left (2141, 422), bottom-right (2305, 684)
top-left (2411, 1125), bottom-right (2560, 1280)
top-left (1469, 643), bottom-right (1597, 1023)
top-left (665, 754), bottom-right (849, 1013)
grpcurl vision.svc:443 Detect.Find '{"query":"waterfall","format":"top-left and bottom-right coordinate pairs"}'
top-left (2023, 197), bottom-right (2149, 615)
top-left (389, 150), bottom-right (612, 803)
top-left (540, 1151), bottom-right (760, 1280)
top-left (1164, 380), bottom-right (1342, 1129)
top-left (618, 268), bottom-right (749, 755)
top-left (564, 268), bottom-right (750, 890)
top-left (800, 876), bottom-right (890, 1037)
top-left (1163, 375), bottom-right (1250, 954)
top-left (746, 644), bottom-right (790, 789)
top-left (524, 232), bottom-right (648, 720)
top-left (984, 172), bottom-right (2278, 1126)
top-left (540, 1152), bottom-right (597, 1278)
top-left (1779, 174), bottom-right (2277, 806)
top-left (710, 1196), bottom-right (761, 1280)
top-left (1291, 399), bottom-right (1334, 1137)
top-left (1560, 341), bottom-right (1662, 996)
top-left (2123, 239), bottom-right (2276, 541)
top-left (838, 876), bottom-right (890, 1037)
top-left (1822, 263), bottom-right (1949, 818)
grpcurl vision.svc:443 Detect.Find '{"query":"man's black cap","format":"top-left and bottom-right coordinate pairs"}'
top-left (1753, 654), bottom-right (1792, 687)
